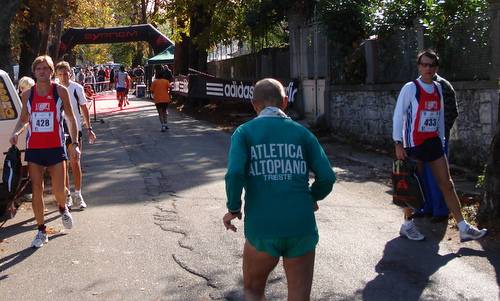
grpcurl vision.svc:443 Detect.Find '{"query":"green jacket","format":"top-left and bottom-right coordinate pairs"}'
top-left (225, 111), bottom-right (336, 239)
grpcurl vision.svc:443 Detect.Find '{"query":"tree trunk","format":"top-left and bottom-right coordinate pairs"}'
top-left (174, 34), bottom-right (189, 75)
top-left (19, 17), bottom-right (43, 78)
top-left (48, 17), bottom-right (64, 59)
top-left (187, 3), bottom-right (211, 73)
top-left (480, 0), bottom-right (500, 224)
top-left (0, 0), bottom-right (21, 77)
top-left (480, 99), bottom-right (500, 223)
top-left (140, 0), bottom-right (147, 23)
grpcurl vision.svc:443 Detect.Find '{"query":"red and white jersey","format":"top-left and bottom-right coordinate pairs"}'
top-left (392, 78), bottom-right (445, 147)
top-left (26, 84), bottom-right (65, 149)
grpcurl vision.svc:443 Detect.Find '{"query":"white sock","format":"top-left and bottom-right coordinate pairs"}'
top-left (457, 220), bottom-right (469, 232)
top-left (75, 190), bottom-right (82, 196)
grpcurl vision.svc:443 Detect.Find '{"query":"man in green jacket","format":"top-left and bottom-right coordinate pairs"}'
top-left (223, 78), bottom-right (336, 300)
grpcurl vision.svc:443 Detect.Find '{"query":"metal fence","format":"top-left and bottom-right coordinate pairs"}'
top-left (331, 16), bottom-right (492, 84)
top-left (207, 47), bottom-right (290, 81)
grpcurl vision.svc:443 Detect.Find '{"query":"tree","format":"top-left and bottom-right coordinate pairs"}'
top-left (165, 0), bottom-right (218, 74)
top-left (164, 0), bottom-right (295, 74)
top-left (65, 0), bottom-right (116, 65)
top-left (481, 110), bottom-right (500, 222)
top-left (0, 0), bottom-right (21, 76)
top-left (481, 0), bottom-right (500, 223)
top-left (12, 0), bottom-right (76, 77)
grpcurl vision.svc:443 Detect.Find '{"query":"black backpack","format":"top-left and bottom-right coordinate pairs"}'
top-left (2, 145), bottom-right (22, 196)
top-left (0, 145), bottom-right (22, 221)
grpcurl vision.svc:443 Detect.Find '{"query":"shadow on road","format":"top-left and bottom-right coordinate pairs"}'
top-left (0, 232), bottom-right (66, 275)
top-left (361, 219), bottom-right (494, 300)
top-left (0, 210), bottom-right (59, 242)
top-left (477, 238), bottom-right (500, 299)
top-left (81, 105), bottom-right (232, 207)
top-left (362, 221), bottom-right (452, 301)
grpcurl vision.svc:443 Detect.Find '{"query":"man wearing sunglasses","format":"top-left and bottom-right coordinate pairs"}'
top-left (392, 49), bottom-right (487, 242)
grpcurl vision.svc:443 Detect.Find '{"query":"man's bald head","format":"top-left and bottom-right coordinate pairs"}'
top-left (252, 78), bottom-right (286, 107)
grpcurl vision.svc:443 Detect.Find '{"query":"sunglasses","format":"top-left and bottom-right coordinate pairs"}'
top-left (419, 62), bottom-right (437, 68)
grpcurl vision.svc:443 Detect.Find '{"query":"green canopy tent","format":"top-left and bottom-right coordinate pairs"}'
top-left (144, 45), bottom-right (175, 96)
top-left (147, 45), bottom-right (175, 65)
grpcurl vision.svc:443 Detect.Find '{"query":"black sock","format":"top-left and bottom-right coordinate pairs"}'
top-left (38, 224), bottom-right (46, 233)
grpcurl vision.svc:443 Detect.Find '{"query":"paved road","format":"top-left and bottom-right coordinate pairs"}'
top-left (1, 98), bottom-right (498, 300)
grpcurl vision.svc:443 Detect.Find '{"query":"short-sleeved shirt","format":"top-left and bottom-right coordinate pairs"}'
top-left (150, 79), bottom-right (171, 103)
top-left (63, 81), bottom-right (87, 131)
top-left (115, 71), bottom-right (128, 89)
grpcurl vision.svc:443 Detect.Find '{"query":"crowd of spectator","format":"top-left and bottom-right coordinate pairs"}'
top-left (72, 64), bottom-right (146, 93)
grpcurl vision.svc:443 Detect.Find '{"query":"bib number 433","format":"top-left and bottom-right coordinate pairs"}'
top-left (419, 111), bottom-right (439, 132)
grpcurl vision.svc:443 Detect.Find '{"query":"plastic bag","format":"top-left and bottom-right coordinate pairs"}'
top-left (392, 159), bottom-right (425, 209)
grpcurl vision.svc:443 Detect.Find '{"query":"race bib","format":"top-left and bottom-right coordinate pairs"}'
top-left (418, 111), bottom-right (439, 132)
top-left (32, 112), bottom-right (54, 133)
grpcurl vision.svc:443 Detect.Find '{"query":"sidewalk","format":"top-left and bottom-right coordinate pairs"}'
top-left (319, 134), bottom-right (481, 197)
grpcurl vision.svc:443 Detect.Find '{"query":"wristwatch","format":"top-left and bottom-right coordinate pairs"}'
top-left (72, 142), bottom-right (80, 148)
top-left (394, 141), bottom-right (403, 145)
top-left (87, 127), bottom-right (93, 131)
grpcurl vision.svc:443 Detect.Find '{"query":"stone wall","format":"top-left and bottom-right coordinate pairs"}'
top-left (329, 81), bottom-right (499, 168)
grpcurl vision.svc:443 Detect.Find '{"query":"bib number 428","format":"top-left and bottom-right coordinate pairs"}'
top-left (36, 119), bottom-right (50, 127)
top-left (32, 112), bottom-right (54, 132)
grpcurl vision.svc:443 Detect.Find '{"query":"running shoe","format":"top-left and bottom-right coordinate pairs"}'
top-left (72, 193), bottom-right (87, 209)
top-left (31, 231), bottom-right (48, 248)
top-left (163, 124), bottom-right (169, 130)
top-left (399, 221), bottom-right (425, 241)
top-left (460, 225), bottom-right (487, 242)
top-left (161, 125), bottom-right (166, 132)
top-left (66, 193), bottom-right (73, 209)
top-left (61, 207), bottom-right (74, 229)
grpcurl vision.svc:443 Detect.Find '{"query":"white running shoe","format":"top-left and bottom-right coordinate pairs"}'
top-left (31, 231), bottom-right (48, 248)
top-left (400, 221), bottom-right (425, 241)
top-left (72, 193), bottom-right (87, 209)
top-left (66, 193), bottom-right (73, 209)
top-left (460, 225), bottom-right (487, 242)
top-left (61, 207), bottom-right (74, 229)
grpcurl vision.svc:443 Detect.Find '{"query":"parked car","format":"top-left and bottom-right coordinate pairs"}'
top-left (0, 69), bottom-right (26, 175)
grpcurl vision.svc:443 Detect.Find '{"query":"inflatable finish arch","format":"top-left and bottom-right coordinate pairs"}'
top-left (58, 24), bottom-right (173, 57)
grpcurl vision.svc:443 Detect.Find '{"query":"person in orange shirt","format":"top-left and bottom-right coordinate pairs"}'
top-left (150, 70), bottom-right (172, 132)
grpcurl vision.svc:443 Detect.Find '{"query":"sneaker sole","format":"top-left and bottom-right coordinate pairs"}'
top-left (460, 231), bottom-right (487, 242)
top-left (32, 239), bottom-right (48, 248)
top-left (399, 232), bottom-right (425, 241)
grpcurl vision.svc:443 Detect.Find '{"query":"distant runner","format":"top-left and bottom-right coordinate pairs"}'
top-left (150, 69), bottom-right (172, 132)
top-left (115, 66), bottom-right (129, 109)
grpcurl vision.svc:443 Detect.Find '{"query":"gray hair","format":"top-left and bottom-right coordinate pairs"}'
top-left (252, 78), bottom-right (286, 106)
